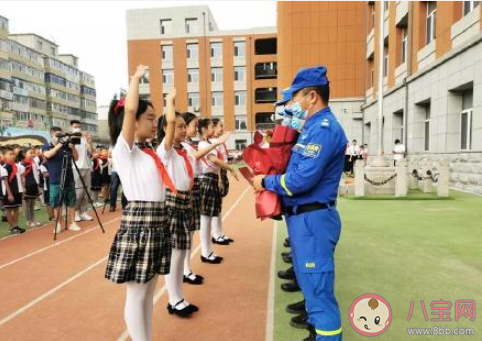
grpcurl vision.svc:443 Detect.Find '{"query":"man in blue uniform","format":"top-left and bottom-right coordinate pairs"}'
top-left (252, 66), bottom-right (347, 341)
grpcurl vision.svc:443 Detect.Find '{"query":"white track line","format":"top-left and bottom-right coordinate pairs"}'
top-left (265, 221), bottom-right (278, 341)
top-left (0, 217), bottom-right (121, 271)
top-left (0, 256), bottom-right (108, 327)
top-left (115, 185), bottom-right (251, 341)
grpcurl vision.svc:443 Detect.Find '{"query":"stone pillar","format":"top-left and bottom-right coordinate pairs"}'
top-left (354, 160), bottom-right (365, 197)
top-left (422, 161), bottom-right (434, 193)
top-left (395, 159), bottom-right (408, 197)
top-left (408, 160), bottom-right (419, 190)
top-left (437, 159), bottom-right (450, 197)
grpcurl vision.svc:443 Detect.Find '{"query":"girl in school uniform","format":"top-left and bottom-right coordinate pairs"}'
top-left (211, 118), bottom-right (233, 245)
top-left (21, 146), bottom-right (41, 227)
top-left (197, 118), bottom-right (238, 264)
top-left (90, 147), bottom-right (109, 203)
top-left (2, 146), bottom-right (25, 234)
top-left (104, 65), bottom-right (176, 341)
top-left (157, 113), bottom-right (232, 316)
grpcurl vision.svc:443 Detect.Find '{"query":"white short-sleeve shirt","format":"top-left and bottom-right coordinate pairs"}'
top-left (0, 166), bottom-right (7, 197)
top-left (157, 142), bottom-right (195, 192)
top-left (198, 141), bottom-right (219, 174)
top-left (393, 144), bottom-right (406, 161)
top-left (113, 134), bottom-right (166, 202)
top-left (181, 142), bottom-right (201, 177)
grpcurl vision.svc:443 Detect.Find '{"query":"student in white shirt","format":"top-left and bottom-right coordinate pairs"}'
top-left (197, 118), bottom-right (238, 265)
top-left (104, 65), bottom-right (176, 341)
top-left (393, 139), bottom-right (406, 166)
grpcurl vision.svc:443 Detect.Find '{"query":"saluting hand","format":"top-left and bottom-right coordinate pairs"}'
top-left (165, 88), bottom-right (177, 123)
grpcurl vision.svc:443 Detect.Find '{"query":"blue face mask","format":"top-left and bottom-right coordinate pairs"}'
top-left (291, 93), bottom-right (311, 120)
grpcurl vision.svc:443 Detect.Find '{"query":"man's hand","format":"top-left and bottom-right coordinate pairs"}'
top-left (252, 175), bottom-right (266, 192)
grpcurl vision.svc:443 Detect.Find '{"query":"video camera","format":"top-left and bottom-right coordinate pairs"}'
top-left (55, 132), bottom-right (82, 145)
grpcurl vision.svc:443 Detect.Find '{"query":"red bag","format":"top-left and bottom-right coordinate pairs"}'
top-left (242, 125), bottom-right (299, 220)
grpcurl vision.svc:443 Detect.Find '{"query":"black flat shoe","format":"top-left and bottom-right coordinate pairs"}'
top-left (286, 300), bottom-right (306, 314)
top-left (211, 237), bottom-right (230, 245)
top-left (183, 273), bottom-right (204, 285)
top-left (222, 235), bottom-right (234, 243)
top-left (201, 252), bottom-right (223, 264)
top-left (278, 266), bottom-right (295, 280)
top-left (290, 311), bottom-right (309, 329)
top-left (282, 253), bottom-right (293, 264)
top-left (10, 226), bottom-right (26, 234)
top-left (281, 280), bottom-right (301, 292)
top-left (167, 299), bottom-right (197, 317)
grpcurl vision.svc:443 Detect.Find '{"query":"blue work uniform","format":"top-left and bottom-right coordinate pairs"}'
top-left (264, 106), bottom-right (348, 340)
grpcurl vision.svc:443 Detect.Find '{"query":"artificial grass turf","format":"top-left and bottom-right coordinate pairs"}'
top-left (274, 189), bottom-right (481, 341)
top-left (0, 205), bottom-right (52, 239)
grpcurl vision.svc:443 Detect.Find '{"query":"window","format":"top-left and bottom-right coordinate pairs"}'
top-left (36, 41), bottom-right (43, 50)
top-left (255, 62), bottom-right (277, 79)
top-left (463, 1), bottom-right (480, 15)
top-left (187, 69), bottom-right (199, 83)
top-left (460, 89), bottom-right (473, 150)
top-left (234, 91), bottom-right (246, 106)
top-left (211, 67), bottom-right (223, 83)
top-left (187, 43), bottom-right (198, 60)
top-left (383, 45), bottom-right (389, 78)
top-left (210, 42), bottom-right (222, 58)
top-left (235, 115), bottom-right (247, 131)
top-left (426, 2), bottom-right (437, 44)
top-left (51, 47), bottom-right (56, 56)
top-left (369, 3), bottom-right (375, 30)
top-left (401, 27), bottom-right (408, 64)
top-left (162, 45), bottom-right (173, 61)
top-left (255, 88), bottom-right (277, 103)
top-left (185, 18), bottom-right (198, 34)
top-left (423, 102), bottom-right (431, 151)
top-left (188, 92), bottom-right (200, 108)
top-left (234, 41), bottom-right (246, 57)
top-left (255, 38), bottom-right (277, 55)
top-left (234, 66), bottom-right (246, 82)
top-left (160, 19), bottom-right (172, 35)
top-left (163, 69), bottom-right (174, 85)
top-left (235, 139), bottom-right (247, 150)
top-left (211, 91), bottom-right (223, 107)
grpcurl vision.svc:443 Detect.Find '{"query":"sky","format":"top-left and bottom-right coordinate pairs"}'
top-left (1, 1), bottom-right (277, 107)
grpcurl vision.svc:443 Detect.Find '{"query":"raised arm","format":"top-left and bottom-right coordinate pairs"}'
top-left (161, 89), bottom-right (177, 151)
top-left (207, 154), bottom-right (239, 181)
top-left (122, 65), bottom-right (149, 148)
top-left (194, 132), bottom-right (231, 159)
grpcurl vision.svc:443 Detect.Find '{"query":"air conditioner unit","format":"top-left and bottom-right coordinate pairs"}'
top-left (194, 106), bottom-right (200, 112)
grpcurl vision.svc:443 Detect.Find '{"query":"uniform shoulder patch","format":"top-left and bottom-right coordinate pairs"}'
top-left (321, 118), bottom-right (330, 128)
top-left (303, 143), bottom-right (322, 158)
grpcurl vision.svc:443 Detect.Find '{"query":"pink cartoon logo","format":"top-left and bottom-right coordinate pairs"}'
top-left (349, 294), bottom-right (392, 336)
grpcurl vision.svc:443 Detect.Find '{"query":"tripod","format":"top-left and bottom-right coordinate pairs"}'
top-left (54, 145), bottom-right (105, 241)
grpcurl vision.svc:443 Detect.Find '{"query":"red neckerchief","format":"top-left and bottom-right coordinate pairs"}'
top-left (140, 146), bottom-right (177, 195)
top-left (23, 158), bottom-right (33, 178)
top-left (6, 161), bottom-right (17, 182)
top-left (175, 145), bottom-right (194, 189)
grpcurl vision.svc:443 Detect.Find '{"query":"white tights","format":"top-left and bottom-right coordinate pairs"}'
top-left (211, 216), bottom-right (223, 239)
top-left (183, 232), bottom-right (194, 276)
top-left (125, 276), bottom-right (158, 341)
top-left (200, 214), bottom-right (212, 257)
top-left (165, 249), bottom-right (188, 306)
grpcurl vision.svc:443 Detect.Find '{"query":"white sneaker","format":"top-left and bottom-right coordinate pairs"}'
top-left (74, 212), bottom-right (82, 222)
top-left (68, 223), bottom-right (82, 231)
top-left (53, 224), bottom-right (62, 234)
top-left (80, 213), bottom-right (94, 221)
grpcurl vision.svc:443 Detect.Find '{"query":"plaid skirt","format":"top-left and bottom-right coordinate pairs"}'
top-left (199, 173), bottom-right (221, 217)
top-left (219, 169), bottom-right (230, 198)
top-left (166, 189), bottom-right (193, 250)
top-left (105, 201), bottom-right (171, 284)
top-left (191, 178), bottom-right (201, 231)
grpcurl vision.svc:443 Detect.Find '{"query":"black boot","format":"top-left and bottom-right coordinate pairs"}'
top-left (281, 251), bottom-right (291, 258)
top-left (282, 253), bottom-right (293, 264)
top-left (290, 311), bottom-right (309, 329)
top-left (284, 237), bottom-right (291, 248)
top-left (286, 299), bottom-right (305, 314)
top-left (281, 278), bottom-right (300, 292)
top-left (278, 266), bottom-right (295, 280)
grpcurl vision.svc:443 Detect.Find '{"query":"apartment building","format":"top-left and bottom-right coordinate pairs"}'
top-left (0, 15), bottom-right (98, 140)
top-left (126, 6), bottom-right (277, 150)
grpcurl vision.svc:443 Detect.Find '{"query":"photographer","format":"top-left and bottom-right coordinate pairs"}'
top-left (42, 126), bottom-right (81, 234)
top-left (70, 120), bottom-right (94, 222)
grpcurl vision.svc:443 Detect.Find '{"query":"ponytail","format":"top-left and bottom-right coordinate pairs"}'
top-left (108, 98), bottom-right (154, 145)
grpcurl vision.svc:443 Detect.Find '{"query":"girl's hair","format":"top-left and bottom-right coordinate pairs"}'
top-left (156, 111), bottom-right (183, 143)
top-left (198, 118), bottom-right (212, 136)
top-left (16, 147), bottom-right (26, 163)
top-left (108, 98), bottom-right (154, 145)
top-left (183, 112), bottom-right (197, 126)
top-left (212, 118), bottom-right (221, 127)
